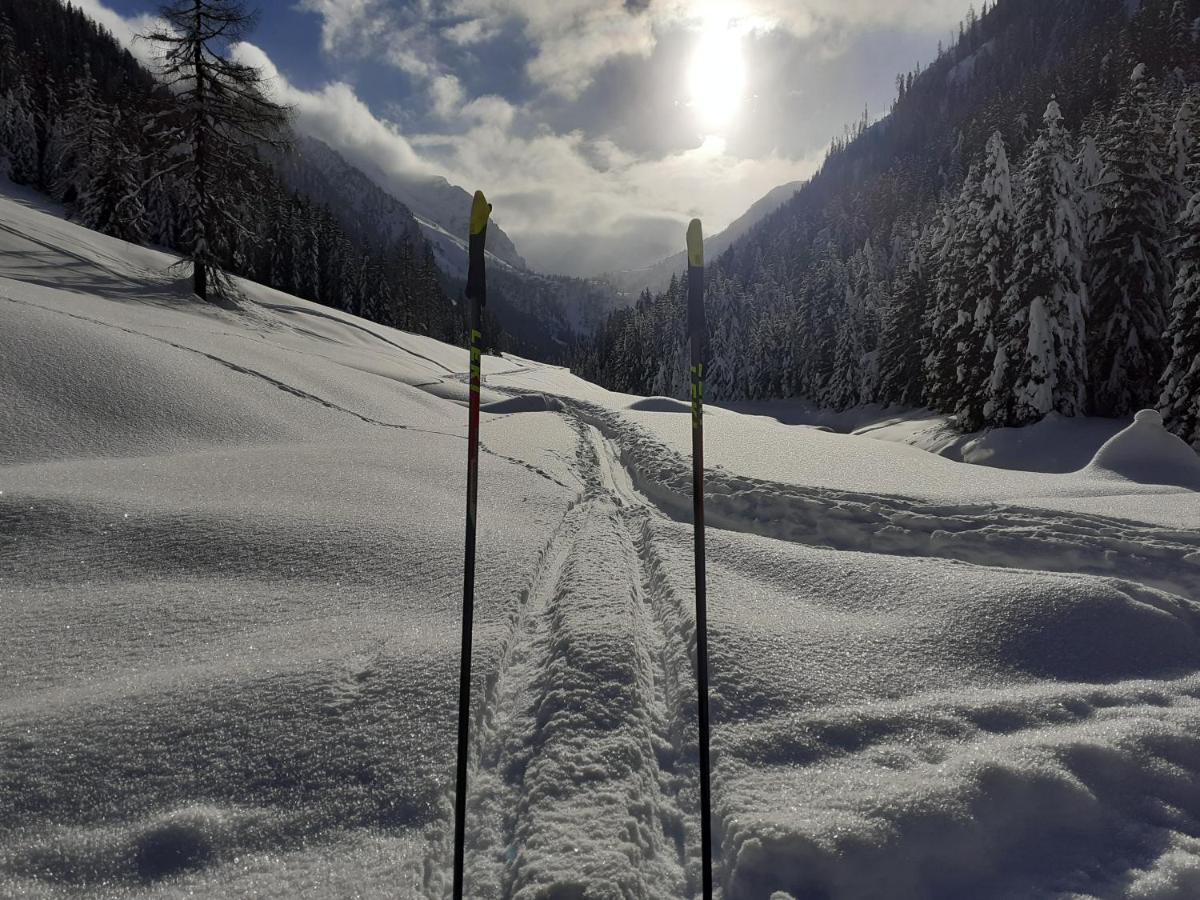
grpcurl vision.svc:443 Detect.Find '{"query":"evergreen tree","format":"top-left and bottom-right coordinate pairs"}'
top-left (0, 13), bottom-right (15, 92)
top-left (78, 108), bottom-right (145, 241)
top-left (1159, 192), bottom-right (1200, 446)
top-left (990, 100), bottom-right (1089, 426)
top-left (2, 76), bottom-right (38, 183)
top-left (51, 67), bottom-right (104, 205)
top-left (1087, 65), bottom-right (1172, 415)
top-left (957, 130), bottom-right (1015, 430)
top-left (878, 224), bottom-right (930, 406)
top-left (1076, 131), bottom-right (1105, 246)
top-left (924, 166), bottom-right (983, 414)
top-left (826, 280), bottom-right (866, 409)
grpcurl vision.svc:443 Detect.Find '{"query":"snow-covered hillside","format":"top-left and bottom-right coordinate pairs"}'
top-left (5, 180), bottom-right (1200, 900)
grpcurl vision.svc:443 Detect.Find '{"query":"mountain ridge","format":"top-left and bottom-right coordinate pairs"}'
top-left (610, 179), bottom-right (804, 296)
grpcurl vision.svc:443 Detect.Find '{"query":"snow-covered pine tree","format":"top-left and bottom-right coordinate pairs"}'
top-left (924, 166), bottom-right (983, 416)
top-left (805, 241), bottom-right (847, 402)
top-left (2, 77), bottom-right (39, 184)
top-left (1166, 91), bottom-right (1196, 210)
top-left (0, 13), bottom-right (16, 93)
top-left (705, 269), bottom-right (749, 402)
top-left (49, 67), bottom-right (105, 207)
top-left (989, 99), bottom-right (1089, 426)
top-left (144, 0), bottom-right (290, 301)
top-left (40, 113), bottom-right (69, 195)
top-left (78, 108), bottom-right (146, 242)
top-left (877, 224), bottom-right (930, 407)
top-left (858, 239), bottom-right (887, 403)
top-left (957, 131), bottom-right (1015, 431)
top-left (1087, 64), bottom-right (1172, 416)
top-left (826, 280), bottom-right (865, 410)
top-left (1076, 132), bottom-right (1104, 247)
top-left (1159, 192), bottom-right (1200, 446)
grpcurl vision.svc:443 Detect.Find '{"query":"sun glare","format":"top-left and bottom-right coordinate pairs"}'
top-left (687, 15), bottom-right (746, 130)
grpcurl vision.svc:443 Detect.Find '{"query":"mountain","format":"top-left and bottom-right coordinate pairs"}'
top-left (274, 135), bottom-right (427, 251)
top-left (611, 180), bottom-right (804, 296)
top-left (577, 0), bottom-right (1200, 444)
top-left (351, 153), bottom-right (528, 272)
top-left (278, 136), bottom-right (623, 362)
top-left (277, 135), bottom-right (527, 279)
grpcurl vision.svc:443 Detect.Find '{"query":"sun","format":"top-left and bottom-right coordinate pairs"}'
top-left (687, 14), bottom-right (746, 130)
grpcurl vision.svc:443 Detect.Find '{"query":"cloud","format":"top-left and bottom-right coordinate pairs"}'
top-left (234, 39), bottom-right (818, 273)
top-left (297, 0), bottom-right (980, 98)
top-left (231, 42), bottom-right (435, 179)
top-left (70, 0), bottom-right (167, 68)
top-left (430, 74), bottom-right (465, 119)
top-left (296, 0), bottom-right (392, 56)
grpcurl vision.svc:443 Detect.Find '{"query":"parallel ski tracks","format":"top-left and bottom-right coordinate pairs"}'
top-left (427, 416), bottom-right (705, 899)
top-left (431, 390), bottom-right (1200, 896)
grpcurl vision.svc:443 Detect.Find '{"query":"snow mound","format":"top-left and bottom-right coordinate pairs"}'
top-left (955, 412), bottom-right (1128, 473)
top-left (480, 393), bottom-right (563, 414)
top-left (628, 397), bottom-right (692, 414)
top-left (1085, 409), bottom-right (1200, 490)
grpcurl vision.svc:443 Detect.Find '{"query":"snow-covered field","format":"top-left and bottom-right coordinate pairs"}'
top-left (5, 181), bottom-right (1200, 899)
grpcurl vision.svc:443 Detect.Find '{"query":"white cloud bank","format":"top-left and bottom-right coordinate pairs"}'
top-left (300, 0), bottom-right (981, 98)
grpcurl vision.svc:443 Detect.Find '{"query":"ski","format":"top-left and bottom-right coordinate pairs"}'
top-left (687, 217), bottom-right (714, 899)
top-left (453, 189), bottom-right (491, 900)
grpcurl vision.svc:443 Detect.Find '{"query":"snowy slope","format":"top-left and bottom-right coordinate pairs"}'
top-left (5, 180), bottom-right (1200, 899)
top-left (0, 183), bottom-right (570, 898)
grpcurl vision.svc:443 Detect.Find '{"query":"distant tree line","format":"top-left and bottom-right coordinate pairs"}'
top-left (0, 0), bottom-right (461, 343)
top-left (575, 0), bottom-right (1200, 447)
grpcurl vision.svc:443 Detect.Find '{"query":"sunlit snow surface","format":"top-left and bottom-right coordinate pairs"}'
top-left (5, 181), bottom-right (1200, 899)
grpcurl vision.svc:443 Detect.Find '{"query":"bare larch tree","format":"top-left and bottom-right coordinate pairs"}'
top-left (144, 0), bottom-right (289, 301)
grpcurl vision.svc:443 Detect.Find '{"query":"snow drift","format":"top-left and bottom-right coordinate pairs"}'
top-left (6, 179), bottom-right (1200, 899)
top-left (1085, 409), bottom-right (1200, 490)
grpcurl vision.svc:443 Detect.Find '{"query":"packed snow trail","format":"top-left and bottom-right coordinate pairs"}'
top-left (427, 422), bottom-right (703, 898)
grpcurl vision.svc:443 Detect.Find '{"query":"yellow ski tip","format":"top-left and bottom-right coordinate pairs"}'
top-left (470, 190), bottom-right (492, 236)
top-left (687, 218), bottom-right (703, 267)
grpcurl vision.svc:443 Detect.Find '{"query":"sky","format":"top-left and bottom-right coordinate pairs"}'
top-left (75, 0), bottom-right (978, 277)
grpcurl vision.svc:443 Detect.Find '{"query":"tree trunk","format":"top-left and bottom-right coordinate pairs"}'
top-left (193, 258), bottom-right (207, 299)
top-left (192, 0), bottom-right (207, 301)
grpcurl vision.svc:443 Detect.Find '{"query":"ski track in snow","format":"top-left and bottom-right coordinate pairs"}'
top-left (420, 416), bottom-right (711, 899)
top-left (410, 384), bottom-right (1200, 898)
top-left (545, 394), bottom-right (1200, 604)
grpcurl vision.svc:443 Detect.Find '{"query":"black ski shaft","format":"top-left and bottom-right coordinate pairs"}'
top-left (687, 218), bottom-right (714, 899)
top-left (454, 190), bottom-right (491, 900)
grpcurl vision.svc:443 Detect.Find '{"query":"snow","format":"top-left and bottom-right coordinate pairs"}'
top-left (480, 394), bottom-right (563, 415)
top-left (1085, 409), bottom-right (1200, 490)
top-left (952, 412), bottom-right (1128, 473)
top-left (5, 178), bottom-right (1200, 899)
top-left (0, 183), bottom-right (571, 897)
top-left (497, 366), bottom-right (1200, 528)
